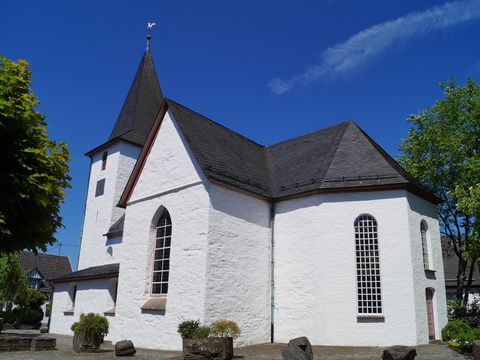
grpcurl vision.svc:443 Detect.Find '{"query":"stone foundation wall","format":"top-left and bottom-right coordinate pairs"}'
top-left (0, 336), bottom-right (56, 352)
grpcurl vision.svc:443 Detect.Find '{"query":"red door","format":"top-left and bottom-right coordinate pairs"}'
top-left (426, 289), bottom-right (435, 340)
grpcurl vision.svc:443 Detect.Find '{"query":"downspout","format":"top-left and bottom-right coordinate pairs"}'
top-left (270, 202), bottom-right (276, 343)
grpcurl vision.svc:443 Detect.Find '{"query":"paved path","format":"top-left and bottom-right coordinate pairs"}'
top-left (0, 330), bottom-right (472, 359)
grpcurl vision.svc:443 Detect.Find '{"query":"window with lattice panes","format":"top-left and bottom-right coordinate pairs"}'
top-left (355, 214), bottom-right (382, 315)
top-left (421, 221), bottom-right (429, 269)
top-left (152, 210), bottom-right (172, 295)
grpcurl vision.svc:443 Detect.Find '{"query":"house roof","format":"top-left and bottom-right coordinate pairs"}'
top-left (18, 252), bottom-right (72, 293)
top-left (442, 237), bottom-right (480, 288)
top-left (86, 49), bottom-right (163, 156)
top-left (118, 99), bottom-right (439, 207)
top-left (49, 263), bottom-right (119, 283)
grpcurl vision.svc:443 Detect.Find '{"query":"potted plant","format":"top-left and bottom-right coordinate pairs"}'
top-left (179, 319), bottom-right (240, 360)
top-left (71, 313), bottom-right (109, 353)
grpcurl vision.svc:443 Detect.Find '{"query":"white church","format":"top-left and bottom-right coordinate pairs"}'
top-left (49, 42), bottom-right (447, 350)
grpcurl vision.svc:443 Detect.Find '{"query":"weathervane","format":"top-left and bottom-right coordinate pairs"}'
top-left (146, 22), bottom-right (156, 50)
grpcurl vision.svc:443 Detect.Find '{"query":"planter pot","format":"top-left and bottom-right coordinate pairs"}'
top-left (73, 331), bottom-right (103, 353)
top-left (183, 337), bottom-right (233, 360)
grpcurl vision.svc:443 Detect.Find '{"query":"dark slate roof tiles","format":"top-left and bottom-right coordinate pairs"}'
top-left (108, 50), bottom-right (163, 146)
top-left (18, 252), bottom-right (72, 293)
top-left (163, 100), bottom-right (437, 202)
top-left (50, 263), bottom-right (119, 283)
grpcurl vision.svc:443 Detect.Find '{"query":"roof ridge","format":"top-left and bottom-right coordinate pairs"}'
top-left (350, 122), bottom-right (417, 184)
top-left (266, 120), bottom-right (353, 149)
top-left (318, 121), bottom-right (351, 183)
top-left (165, 98), bottom-right (265, 149)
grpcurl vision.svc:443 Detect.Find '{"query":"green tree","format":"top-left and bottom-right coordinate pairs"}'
top-left (0, 253), bottom-right (27, 309)
top-left (0, 55), bottom-right (70, 253)
top-left (399, 78), bottom-right (480, 307)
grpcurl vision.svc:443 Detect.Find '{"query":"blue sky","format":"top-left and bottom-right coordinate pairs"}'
top-left (2, 0), bottom-right (480, 269)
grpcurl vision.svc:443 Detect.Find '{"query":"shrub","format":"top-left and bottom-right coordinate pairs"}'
top-left (442, 320), bottom-right (472, 341)
top-left (210, 320), bottom-right (241, 339)
top-left (14, 288), bottom-right (44, 308)
top-left (0, 307), bottom-right (43, 326)
top-left (192, 325), bottom-right (211, 339)
top-left (177, 320), bottom-right (200, 339)
top-left (447, 300), bottom-right (465, 321)
top-left (71, 313), bottom-right (109, 336)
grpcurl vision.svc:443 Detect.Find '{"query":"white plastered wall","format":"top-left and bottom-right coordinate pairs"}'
top-left (108, 110), bottom-right (211, 350)
top-left (77, 141), bottom-right (140, 270)
top-left (204, 184), bottom-right (271, 346)
top-left (406, 192), bottom-right (448, 343)
top-left (49, 278), bottom-right (117, 336)
top-left (274, 190), bottom-right (420, 346)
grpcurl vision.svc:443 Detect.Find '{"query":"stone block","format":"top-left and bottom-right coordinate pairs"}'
top-left (115, 340), bottom-right (136, 356)
top-left (382, 345), bottom-right (417, 360)
top-left (31, 337), bottom-right (56, 351)
top-left (282, 344), bottom-right (309, 360)
top-left (183, 337), bottom-right (233, 359)
top-left (473, 340), bottom-right (480, 360)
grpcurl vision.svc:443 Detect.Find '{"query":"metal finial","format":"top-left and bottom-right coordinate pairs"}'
top-left (146, 22), bottom-right (156, 50)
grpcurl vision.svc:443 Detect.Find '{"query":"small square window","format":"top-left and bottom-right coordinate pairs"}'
top-left (95, 179), bottom-right (106, 197)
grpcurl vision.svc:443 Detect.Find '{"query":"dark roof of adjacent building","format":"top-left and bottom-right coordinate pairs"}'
top-left (18, 252), bottom-right (72, 293)
top-left (442, 237), bottom-right (480, 288)
top-left (86, 49), bottom-right (163, 156)
top-left (49, 263), bottom-right (119, 283)
top-left (118, 99), bottom-right (439, 207)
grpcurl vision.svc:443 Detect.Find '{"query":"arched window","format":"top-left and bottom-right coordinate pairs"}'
top-left (101, 151), bottom-right (108, 170)
top-left (355, 214), bottom-right (382, 315)
top-left (421, 221), bottom-right (429, 269)
top-left (152, 210), bottom-right (172, 295)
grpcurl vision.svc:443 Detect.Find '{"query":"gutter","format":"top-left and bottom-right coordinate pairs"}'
top-left (270, 202), bottom-right (276, 343)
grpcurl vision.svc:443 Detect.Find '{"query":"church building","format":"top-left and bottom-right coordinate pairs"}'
top-left (49, 42), bottom-right (447, 350)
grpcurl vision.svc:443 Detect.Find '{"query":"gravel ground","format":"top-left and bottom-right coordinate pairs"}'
top-left (0, 330), bottom-right (472, 359)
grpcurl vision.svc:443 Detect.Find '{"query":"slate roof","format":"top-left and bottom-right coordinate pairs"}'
top-left (18, 252), bottom-right (72, 293)
top-left (49, 263), bottom-right (119, 283)
top-left (105, 214), bottom-right (125, 238)
top-left (125, 99), bottom-right (437, 203)
top-left (85, 49), bottom-right (163, 156)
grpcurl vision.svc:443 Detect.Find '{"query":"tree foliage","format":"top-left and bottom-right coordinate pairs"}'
top-left (0, 55), bottom-right (70, 253)
top-left (0, 253), bottom-right (27, 309)
top-left (399, 78), bottom-right (480, 306)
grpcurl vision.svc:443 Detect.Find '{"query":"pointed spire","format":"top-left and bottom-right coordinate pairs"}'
top-left (108, 43), bottom-right (164, 145)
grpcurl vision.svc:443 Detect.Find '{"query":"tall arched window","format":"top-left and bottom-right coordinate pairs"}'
top-left (421, 221), bottom-right (429, 269)
top-left (355, 214), bottom-right (382, 315)
top-left (152, 210), bottom-right (172, 295)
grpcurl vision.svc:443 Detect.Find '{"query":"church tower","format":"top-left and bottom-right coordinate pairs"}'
top-left (77, 45), bottom-right (163, 269)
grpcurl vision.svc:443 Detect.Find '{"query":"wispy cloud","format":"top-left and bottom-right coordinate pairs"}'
top-left (269, 0), bottom-right (480, 94)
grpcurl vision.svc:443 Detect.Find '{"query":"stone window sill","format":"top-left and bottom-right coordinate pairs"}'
top-left (357, 314), bottom-right (385, 321)
top-left (104, 307), bottom-right (116, 316)
top-left (63, 308), bottom-right (75, 316)
top-left (141, 297), bottom-right (166, 311)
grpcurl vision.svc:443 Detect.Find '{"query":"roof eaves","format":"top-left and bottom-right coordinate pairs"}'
top-left (117, 100), bottom-right (170, 208)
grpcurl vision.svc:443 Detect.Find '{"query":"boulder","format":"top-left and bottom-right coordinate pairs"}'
top-left (39, 326), bottom-right (48, 333)
top-left (282, 337), bottom-right (314, 360)
top-left (382, 346), bottom-right (417, 360)
top-left (115, 340), bottom-right (136, 357)
top-left (473, 340), bottom-right (480, 360)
